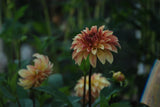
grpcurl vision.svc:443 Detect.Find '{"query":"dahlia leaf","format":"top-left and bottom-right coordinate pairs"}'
top-left (18, 99), bottom-right (33, 107)
top-left (35, 86), bottom-right (73, 107)
top-left (0, 86), bottom-right (15, 100)
top-left (110, 102), bottom-right (131, 107)
top-left (48, 73), bottom-right (63, 89)
top-left (100, 85), bottom-right (120, 100)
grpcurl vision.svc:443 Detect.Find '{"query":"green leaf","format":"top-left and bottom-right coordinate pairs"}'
top-left (0, 86), bottom-right (15, 100)
top-left (100, 96), bottom-right (109, 107)
top-left (14, 5), bottom-right (28, 20)
top-left (92, 97), bottom-right (100, 107)
top-left (110, 102), bottom-right (131, 107)
top-left (68, 96), bottom-right (81, 107)
top-left (59, 86), bottom-right (70, 95)
top-left (35, 99), bottom-right (40, 107)
top-left (51, 100), bottom-right (66, 107)
top-left (72, 103), bottom-right (81, 107)
top-left (100, 85), bottom-right (120, 100)
top-left (16, 85), bottom-right (29, 99)
top-left (48, 74), bottom-right (63, 89)
top-left (8, 72), bottom-right (18, 93)
top-left (43, 104), bottom-right (52, 107)
top-left (32, 35), bottom-right (48, 53)
top-left (94, 85), bottom-right (121, 106)
top-left (35, 86), bottom-right (72, 107)
top-left (19, 99), bottom-right (33, 107)
top-left (79, 56), bottom-right (90, 74)
top-left (33, 22), bottom-right (48, 34)
top-left (0, 75), bottom-right (5, 83)
top-left (20, 35), bottom-right (27, 42)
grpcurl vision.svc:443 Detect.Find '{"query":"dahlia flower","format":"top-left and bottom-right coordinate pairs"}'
top-left (74, 73), bottom-right (110, 103)
top-left (71, 25), bottom-right (121, 68)
top-left (18, 53), bottom-right (53, 89)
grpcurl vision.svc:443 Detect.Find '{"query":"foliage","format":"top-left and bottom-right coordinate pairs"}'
top-left (0, 0), bottom-right (159, 106)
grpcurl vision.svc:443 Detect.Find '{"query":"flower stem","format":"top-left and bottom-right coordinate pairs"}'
top-left (0, 97), bottom-right (4, 107)
top-left (83, 74), bottom-right (86, 107)
top-left (30, 89), bottom-right (35, 107)
top-left (41, 0), bottom-right (52, 36)
top-left (89, 65), bottom-right (92, 107)
top-left (16, 96), bottom-right (21, 107)
top-left (17, 41), bottom-right (21, 68)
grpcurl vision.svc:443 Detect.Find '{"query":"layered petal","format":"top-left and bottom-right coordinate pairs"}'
top-left (105, 50), bottom-right (113, 64)
top-left (18, 53), bottom-right (53, 89)
top-left (97, 50), bottom-right (107, 64)
top-left (70, 25), bottom-right (120, 67)
top-left (18, 69), bottom-right (31, 78)
top-left (74, 73), bottom-right (110, 103)
top-left (89, 54), bottom-right (97, 68)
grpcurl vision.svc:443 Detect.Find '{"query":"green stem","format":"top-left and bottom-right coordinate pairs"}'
top-left (16, 96), bottom-right (21, 107)
top-left (41, 0), bottom-right (52, 36)
top-left (15, 41), bottom-right (21, 68)
top-left (30, 89), bottom-right (35, 107)
top-left (6, 0), bottom-right (12, 18)
top-left (0, 97), bottom-right (4, 107)
top-left (18, 42), bottom-right (21, 68)
top-left (0, 0), bottom-right (2, 28)
top-left (89, 65), bottom-right (92, 107)
top-left (83, 74), bottom-right (86, 107)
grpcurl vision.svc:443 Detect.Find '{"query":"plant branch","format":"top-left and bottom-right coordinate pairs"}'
top-left (30, 89), bottom-right (35, 107)
top-left (17, 41), bottom-right (21, 68)
top-left (41, 0), bottom-right (52, 36)
top-left (0, 97), bottom-right (4, 107)
top-left (83, 74), bottom-right (86, 107)
top-left (16, 96), bottom-right (21, 107)
top-left (89, 65), bottom-right (92, 107)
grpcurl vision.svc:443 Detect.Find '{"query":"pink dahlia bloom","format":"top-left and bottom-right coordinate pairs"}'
top-left (71, 25), bottom-right (121, 68)
top-left (18, 53), bottom-right (53, 89)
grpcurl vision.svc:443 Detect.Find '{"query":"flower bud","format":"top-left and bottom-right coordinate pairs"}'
top-left (113, 71), bottom-right (125, 82)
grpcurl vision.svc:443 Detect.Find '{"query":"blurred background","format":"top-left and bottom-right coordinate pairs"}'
top-left (0, 0), bottom-right (160, 105)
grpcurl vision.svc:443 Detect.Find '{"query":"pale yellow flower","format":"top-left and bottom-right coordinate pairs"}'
top-left (71, 25), bottom-right (121, 68)
top-left (18, 53), bottom-right (53, 89)
top-left (74, 73), bottom-right (110, 103)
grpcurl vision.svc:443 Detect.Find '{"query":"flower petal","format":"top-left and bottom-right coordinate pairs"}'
top-left (98, 25), bottom-right (105, 32)
top-left (75, 54), bottom-right (83, 65)
top-left (18, 69), bottom-right (30, 78)
top-left (18, 79), bottom-right (34, 89)
top-left (105, 50), bottom-right (113, 64)
top-left (109, 35), bottom-right (118, 41)
top-left (98, 44), bottom-right (104, 50)
top-left (83, 51), bottom-right (89, 60)
top-left (27, 65), bottom-right (35, 71)
top-left (104, 44), bottom-right (112, 50)
top-left (91, 26), bottom-right (97, 33)
top-left (111, 45), bottom-right (118, 53)
top-left (103, 30), bottom-right (113, 37)
top-left (89, 54), bottom-right (97, 68)
top-left (72, 50), bottom-right (78, 59)
top-left (97, 50), bottom-right (106, 64)
top-left (91, 48), bottom-right (97, 55)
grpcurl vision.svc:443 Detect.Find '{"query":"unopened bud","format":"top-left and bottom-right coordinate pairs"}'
top-left (113, 71), bottom-right (125, 82)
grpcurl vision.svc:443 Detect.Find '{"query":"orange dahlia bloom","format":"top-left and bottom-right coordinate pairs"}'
top-left (18, 53), bottom-right (53, 89)
top-left (71, 25), bottom-right (121, 68)
top-left (74, 73), bottom-right (110, 103)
